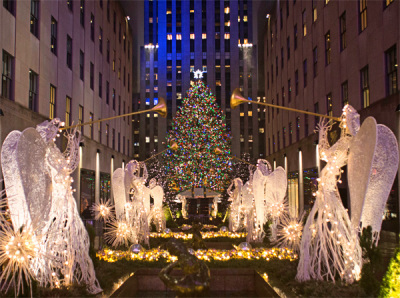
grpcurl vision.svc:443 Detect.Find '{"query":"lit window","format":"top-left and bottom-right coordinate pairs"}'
top-left (238, 16), bottom-right (241, 22)
top-left (190, 33), bottom-right (195, 39)
top-left (248, 111), bottom-right (252, 116)
top-left (146, 137), bottom-right (150, 143)
top-left (166, 10), bottom-right (171, 14)
top-left (149, 17), bottom-right (153, 23)
top-left (225, 21), bottom-right (230, 27)
top-left (50, 85), bottom-right (56, 119)
top-left (224, 7), bottom-right (230, 14)
top-left (167, 34), bottom-right (172, 40)
top-left (202, 33), bottom-right (207, 39)
top-left (224, 33), bottom-right (230, 39)
top-left (243, 15), bottom-right (248, 22)
top-left (240, 112), bottom-right (244, 117)
top-left (176, 34), bottom-right (182, 40)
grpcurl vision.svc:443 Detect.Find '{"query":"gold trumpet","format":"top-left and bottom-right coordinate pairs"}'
top-left (143, 140), bottom-right (178, 163)
top-left (61, 97), bottom-right (167, 130)
top-left (230, 88), bottom-right (340, 121)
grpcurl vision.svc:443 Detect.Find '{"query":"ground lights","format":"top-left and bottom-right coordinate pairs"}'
top-left (97, 247), bottom-right (297, 263)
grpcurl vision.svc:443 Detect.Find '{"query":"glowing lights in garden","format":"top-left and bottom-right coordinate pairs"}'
top-left (97, 247), bottom-right (297, 264)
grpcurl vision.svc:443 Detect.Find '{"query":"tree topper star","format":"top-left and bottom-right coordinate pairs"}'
top-left (193, 69), bottom-right (203, 79)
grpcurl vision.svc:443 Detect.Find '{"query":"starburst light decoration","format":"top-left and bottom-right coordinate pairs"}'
top-left (91, 199), bottom-right (113, 221)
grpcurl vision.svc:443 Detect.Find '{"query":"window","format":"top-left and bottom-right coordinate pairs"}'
top-left (90, 14), bottom-right (95, 41)
top-left (2, 51), bottom-right (13, 100)
top-left (106, 81), bottom-right (109, 104)
top-left (3, 0), bottom-right (15, 14)
top-left (67, 35), bottom-right (72, 69)
top-left (118, 96), bottom-right (121, 114)
top-left (51, 17), bottom-right (57, 55)
top-left (112, 129), bottom-right (115, 149)
top-left (296, 117), bottom-right (300, 142)
top-left (66, 96), bottom-right (71, 126)
top-left (112, 88), bottom-right (115, 110)
top-left (30, 0), bottom-right (39, 37)
top-left (50, 85), bottom-right (56, 119)
top-left (106, 124), bottom-right (109, 147)
top-left (295, 70), bottom-right (299, 95)
top-left (313, 47), bottom-right (318, 77)
top-left (340, 12), bottom-right (346, 51)
top-left (123, 136), bottom-right (125, 155)
top-left (385, 45), bottom-right (397, 96)
top-left (78, 105), bottom-right (84, 133)
top-left (325, 31), bottom-right (331, 65)
top-left (99, 72), bottom-right (102, 98)
top-left (287, 37), bottom-right (290, 60)
top-left (360, 65), bottom-right (369, 108)
top-left (112, 50), bottom-right (116, 71)
top-left (312, 0), bottom-right (317, 22)
top-left (118, 132), bottom-right (120, 152)
top-left (288, 79), bottom-right (291, 102)
top-left (107, 39), bottom-right (110, 63)
top-left (359, 0), bottom-right (367, 32)
top-left (99, 27), bottom-right (103, 53)
top-left (302, 10), bottom-right (307, 36)
top-left (289, 122), bottom-right (293, 145)
top-left (113, 11), bottom-right (116, 33)
top-left (28, 70), bottom-right (38, 111)
top-left (107, 0), bottom-right (110, 22)
top-left (67, 0), bottom-right (73, 11)
top-left (89, 112), bottom-right (94, 139)
top-left (79, 50), bottom-right (84, 80)
top-left (326, 93), bottom-right (333, 116)
top-left (303, 59), bottom-right (307, 87)
top-left (386, 0), bottom-right (394, 7)
top-left (314, 102), bottom-right (319, 127)
top-left (294, 24), bottom-right (298, 50)
top-left (90, 62), bottom-right (94, 90)
top-left (341, 81), bottom-right (349, 107)
top-left (80, 0), bottom-right (85, 27)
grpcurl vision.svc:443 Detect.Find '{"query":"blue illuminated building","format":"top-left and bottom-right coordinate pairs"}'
top-left (133, 0), bottom-right (266, 160)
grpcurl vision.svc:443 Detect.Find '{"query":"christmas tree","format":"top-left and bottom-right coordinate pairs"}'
top-left (164, 80), bottom-right (232, 193)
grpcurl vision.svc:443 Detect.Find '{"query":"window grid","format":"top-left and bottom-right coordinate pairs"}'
top-left (326, 93), bottom-right (333, 116)
top-left (359, 0), bottom-right (367, 32)
top-left (2, 51), bottom-right (13, 100)
top-left (50, 84), bottom-right (56, 119)
top-left (66, 96), bottom-right (71, 126)
top-left (51, 17), bottom-right (57, 55)
top-left (78, 105), bottom-right (84, 134)
top-left (325, 31), bottom-right (331, 65)
top-left (361, 65), bottom-right (370, 108)
top-left (340, 12), bottom-right (346, 51)
top-left (341, 81), bottom-right (349, 107)
top-left (30, 0), bottom-right (39, 37)
top-left (385, 45), bottom-right (397, 96)
top-left (29, 70), bottom-right (38, 112)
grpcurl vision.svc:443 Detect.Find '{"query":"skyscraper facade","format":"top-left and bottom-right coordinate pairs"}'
top-left (134, 0), bottom-right (265, 161)
top-left (264, 0), bottom-right (399, 231)
top-left (0, 0), bottom-right (133, 218)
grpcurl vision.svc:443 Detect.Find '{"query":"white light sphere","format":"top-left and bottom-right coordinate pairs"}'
top-left (187, 248), bottom-right (195, 255)
top-left (238, 242), bottom-right (252, 251)
top-left (220, 226), bottom-right (228, 232)
top-left (129, 244), bottom-right (145, 254)
top-left (164, 228), bottom-right (171, 234)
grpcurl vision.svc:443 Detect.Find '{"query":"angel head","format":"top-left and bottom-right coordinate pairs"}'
top-left (341, 104), bottom-right (360, 136)
top-left (257, 159), bottom-right (272, 176)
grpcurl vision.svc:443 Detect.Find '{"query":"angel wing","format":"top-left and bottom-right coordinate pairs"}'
top-left (253, 168), bottom-right (268, 227)
top-left (112, 168), bottom-right (127, 220)
top-left (150, 185), bottom-right (164, 210)
top-left (1, 130), bottom-right (31, 230)
top-left (17, 128), bottom-right (52, 234)
top-left (265, 167), bottom-right (287, 206)
top-left (348, 117), bottom-right (377, 230)
top-left (360, 124), bottom-right (399, 236)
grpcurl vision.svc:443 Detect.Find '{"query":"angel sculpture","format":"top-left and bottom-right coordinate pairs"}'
top-left (149, 178), bottom-right (166, 232)
top-left (1, 119), bottom-right (101, 294)
top-left (108, 160), bottom-right (150, 246)
top-left (296, 107), bottom-right (362, 284)
top-left (211, 196), bottom-right (221, 218)
top-left (242, 176), bottom-right (256, 242)
top-left (227, 178), bottom-right (243, 232)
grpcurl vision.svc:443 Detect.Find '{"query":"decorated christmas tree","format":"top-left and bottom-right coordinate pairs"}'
top-left (164, 80), bottom-right (232, 193)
